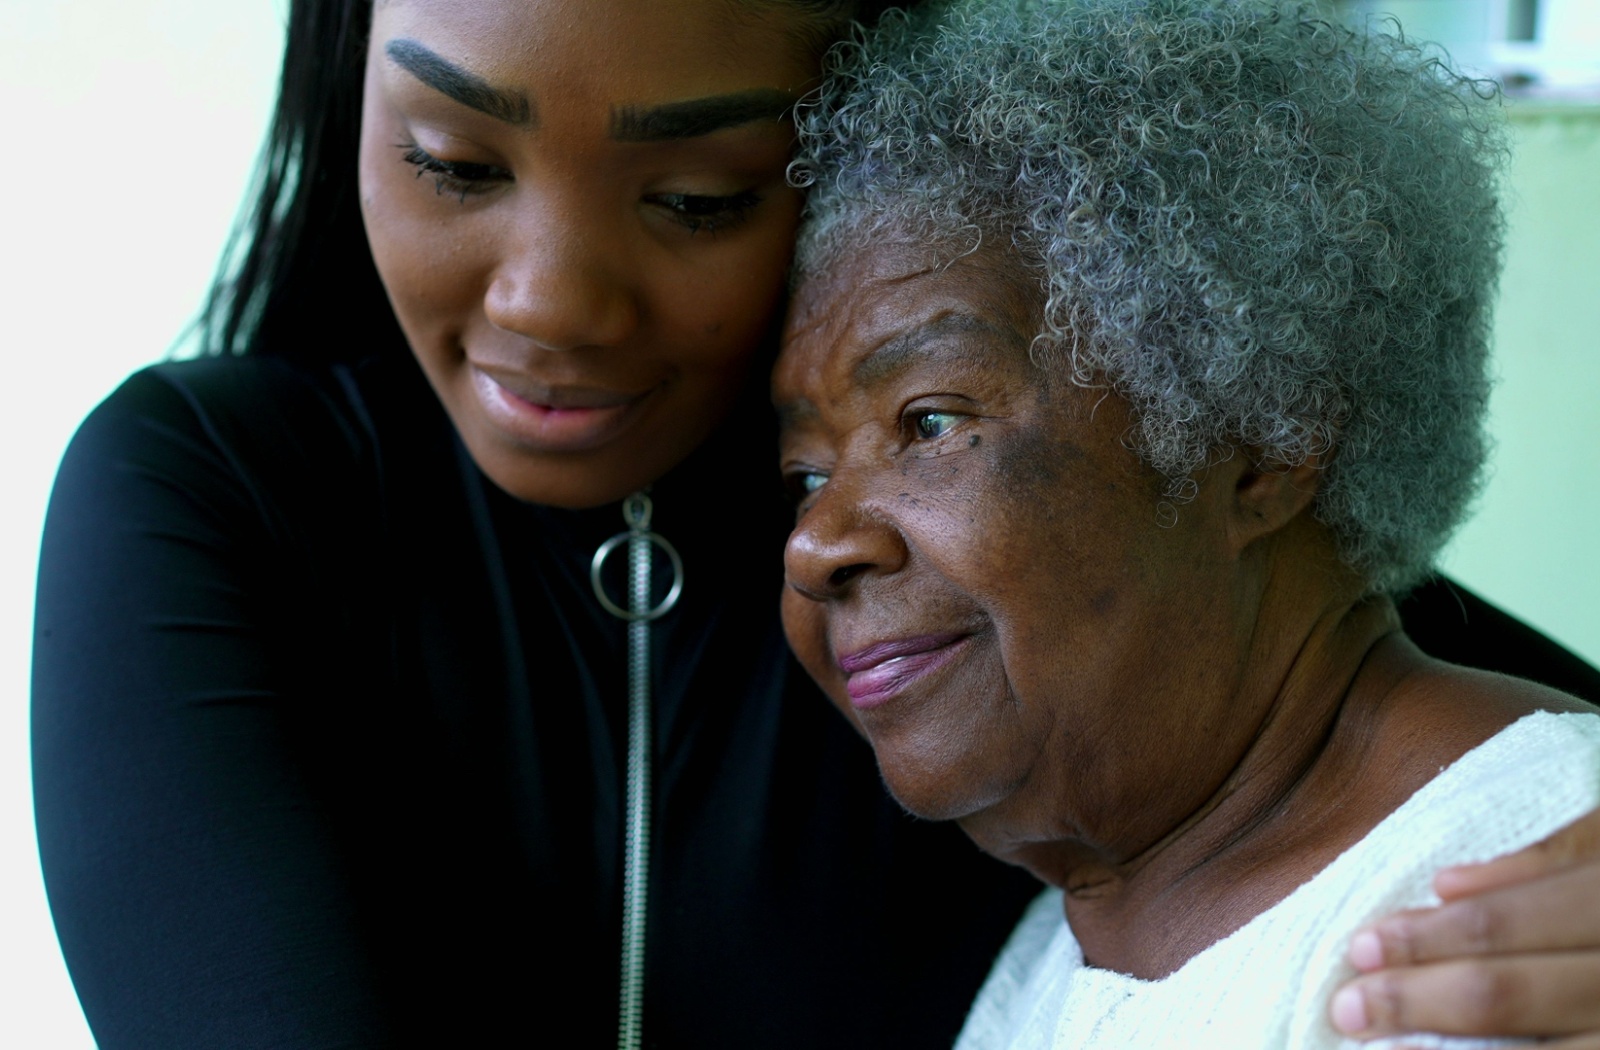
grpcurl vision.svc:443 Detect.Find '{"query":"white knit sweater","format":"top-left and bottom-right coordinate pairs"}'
top-left (954, 711), bottom-right (1600, 1050)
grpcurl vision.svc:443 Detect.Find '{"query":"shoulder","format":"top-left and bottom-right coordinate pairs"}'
top-left (73, 356), bottom-right (376, 472)
top-left (1409, 657), bottom-right (1595, 719)
top-left (1273, 710), bottom-right (1600, 1048)
top-left (48, 355), bottom-right (410, 562)
top-left (58, 353), bottom-right (417, 508)
top-left (1383, 653), bottom-right (1598, 787)
top-left (1330, 655), bottom-right (1600, 899)
top-left (1426, 710), bottom-right (1600, 840)
top-left (1342, 709), bottom-right (1600, 888)
top-left (38, 353), bottom-right (437, 664)
top-left (1333, 635), bottom-right (1597, 849)
top-left (1273, 710), bottom-right (1600, 947)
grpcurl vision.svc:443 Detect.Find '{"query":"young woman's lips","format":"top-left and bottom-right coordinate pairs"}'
top-left (837, 633), bottom-right (970, 710)
top-left (470, 367), bottom-right (653, 453)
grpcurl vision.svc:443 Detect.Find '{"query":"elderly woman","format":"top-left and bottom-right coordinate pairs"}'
top-left (774, 0), bottom-right (1600, 1045)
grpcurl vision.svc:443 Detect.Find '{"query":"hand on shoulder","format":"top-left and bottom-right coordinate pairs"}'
top-left (1332, 791), bottom-right (1600, 1043)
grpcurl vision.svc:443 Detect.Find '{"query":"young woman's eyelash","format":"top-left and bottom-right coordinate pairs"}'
top-left (396, 143), bottom-right (507, 202)
top-left (648, 191), bottom-right (763, 235)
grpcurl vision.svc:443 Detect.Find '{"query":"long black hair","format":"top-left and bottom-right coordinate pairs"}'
top-left (199, 0), bottom-right (906, 361)
top-left (199, 0), bottom-right (397, 360)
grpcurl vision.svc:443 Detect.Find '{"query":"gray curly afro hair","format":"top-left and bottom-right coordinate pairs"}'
top-left (790, 0), bottom-right (1510, 593)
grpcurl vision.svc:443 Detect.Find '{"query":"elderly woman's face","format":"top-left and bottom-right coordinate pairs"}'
top-left (776, 240), bottom-right (1260, 858)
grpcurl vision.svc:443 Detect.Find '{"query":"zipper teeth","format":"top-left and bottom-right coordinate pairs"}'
top-left (617, 528), bottom-right (653, 1050)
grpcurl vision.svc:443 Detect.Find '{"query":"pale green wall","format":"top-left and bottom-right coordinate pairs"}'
top-left (1439, 103), bottom-right (1600, 666)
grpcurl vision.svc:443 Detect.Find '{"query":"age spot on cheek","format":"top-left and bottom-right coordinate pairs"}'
top-left (993, 430), bottom-right (1068, 494)
top-left (988, 428), bottom-right (1088, 526)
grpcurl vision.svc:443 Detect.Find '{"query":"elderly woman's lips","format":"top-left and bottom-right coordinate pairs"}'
top-left (837, 633), bottom-right (970, 709)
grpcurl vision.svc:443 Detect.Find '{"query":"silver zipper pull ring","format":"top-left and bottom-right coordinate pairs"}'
top-left (590, 491), bottom-right (684, 623)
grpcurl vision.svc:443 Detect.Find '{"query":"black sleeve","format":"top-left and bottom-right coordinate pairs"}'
top-left (1400, 576), bottom-right (1600, 705)
top-left (32, 362), bottom-right (402, 1050)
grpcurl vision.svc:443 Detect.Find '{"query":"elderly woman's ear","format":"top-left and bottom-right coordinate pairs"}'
top-left (1216, 449), bottom-right (1326, 553)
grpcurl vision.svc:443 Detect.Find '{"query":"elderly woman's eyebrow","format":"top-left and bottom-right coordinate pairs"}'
top-left (775, 399), bottom-right (821, 432)
top-left (385, 39), bottom-right (535, 127)
top-left (852, 313), bottom-right (1021, 388)
top-left (610, 89), bottom-right (797, 142)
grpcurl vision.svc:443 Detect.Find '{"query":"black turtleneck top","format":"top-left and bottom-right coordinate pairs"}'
top-left (32, 353), bottom-right (1600, 1049)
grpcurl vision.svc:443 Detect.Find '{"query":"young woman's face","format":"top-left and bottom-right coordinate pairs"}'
top-left (360, 0), bottom-right (819, 507)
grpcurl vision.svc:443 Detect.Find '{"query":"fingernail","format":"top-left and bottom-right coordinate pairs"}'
top-left (1348, 929), bottom-right (1384, 971)
top-left (1432, 865), bottom-right (1474, 898)
top-left (1331, 986), bottom-right (1369, 1034)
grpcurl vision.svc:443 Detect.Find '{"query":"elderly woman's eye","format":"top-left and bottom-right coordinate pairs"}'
top-left (784, 469), bottom-right (829, 504)
top-left (912, 411), bottom-right (961, 440)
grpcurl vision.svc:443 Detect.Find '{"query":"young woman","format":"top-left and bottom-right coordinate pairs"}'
top-left (31, 1), bottom-right (1600, 1047)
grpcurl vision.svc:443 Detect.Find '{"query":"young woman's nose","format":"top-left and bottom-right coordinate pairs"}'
top-left (482, 200), bottom-right (640, 352)
top-left (784, 476), bottom-right (908, 602)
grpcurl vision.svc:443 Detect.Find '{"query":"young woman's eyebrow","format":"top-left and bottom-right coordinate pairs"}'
top-left (384, 38), bottom-right (535, 127)
top-left (610, 89), bottom-right (796, 142)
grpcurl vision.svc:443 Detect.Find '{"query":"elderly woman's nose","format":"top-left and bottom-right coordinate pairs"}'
top-left (784, 482), bottom-right (908, 601)
top-left (483, 201), bottom-right (639, 352)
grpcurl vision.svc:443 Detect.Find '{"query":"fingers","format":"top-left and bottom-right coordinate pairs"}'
top-left (1333, 811), bottom-right (1600, 1042)
top-left (1334, 836), bottom-right (1600, 1042)
top-left (1434, 808), bottom-right (1600, 900)
top-left (1330, 953), bottom-right (1600, 1039)
top-left (1348, 863), bottom-right (1600, 971)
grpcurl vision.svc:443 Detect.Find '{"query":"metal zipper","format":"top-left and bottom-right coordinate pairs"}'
top-left (590, 492), bottom-right (683, 1050)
